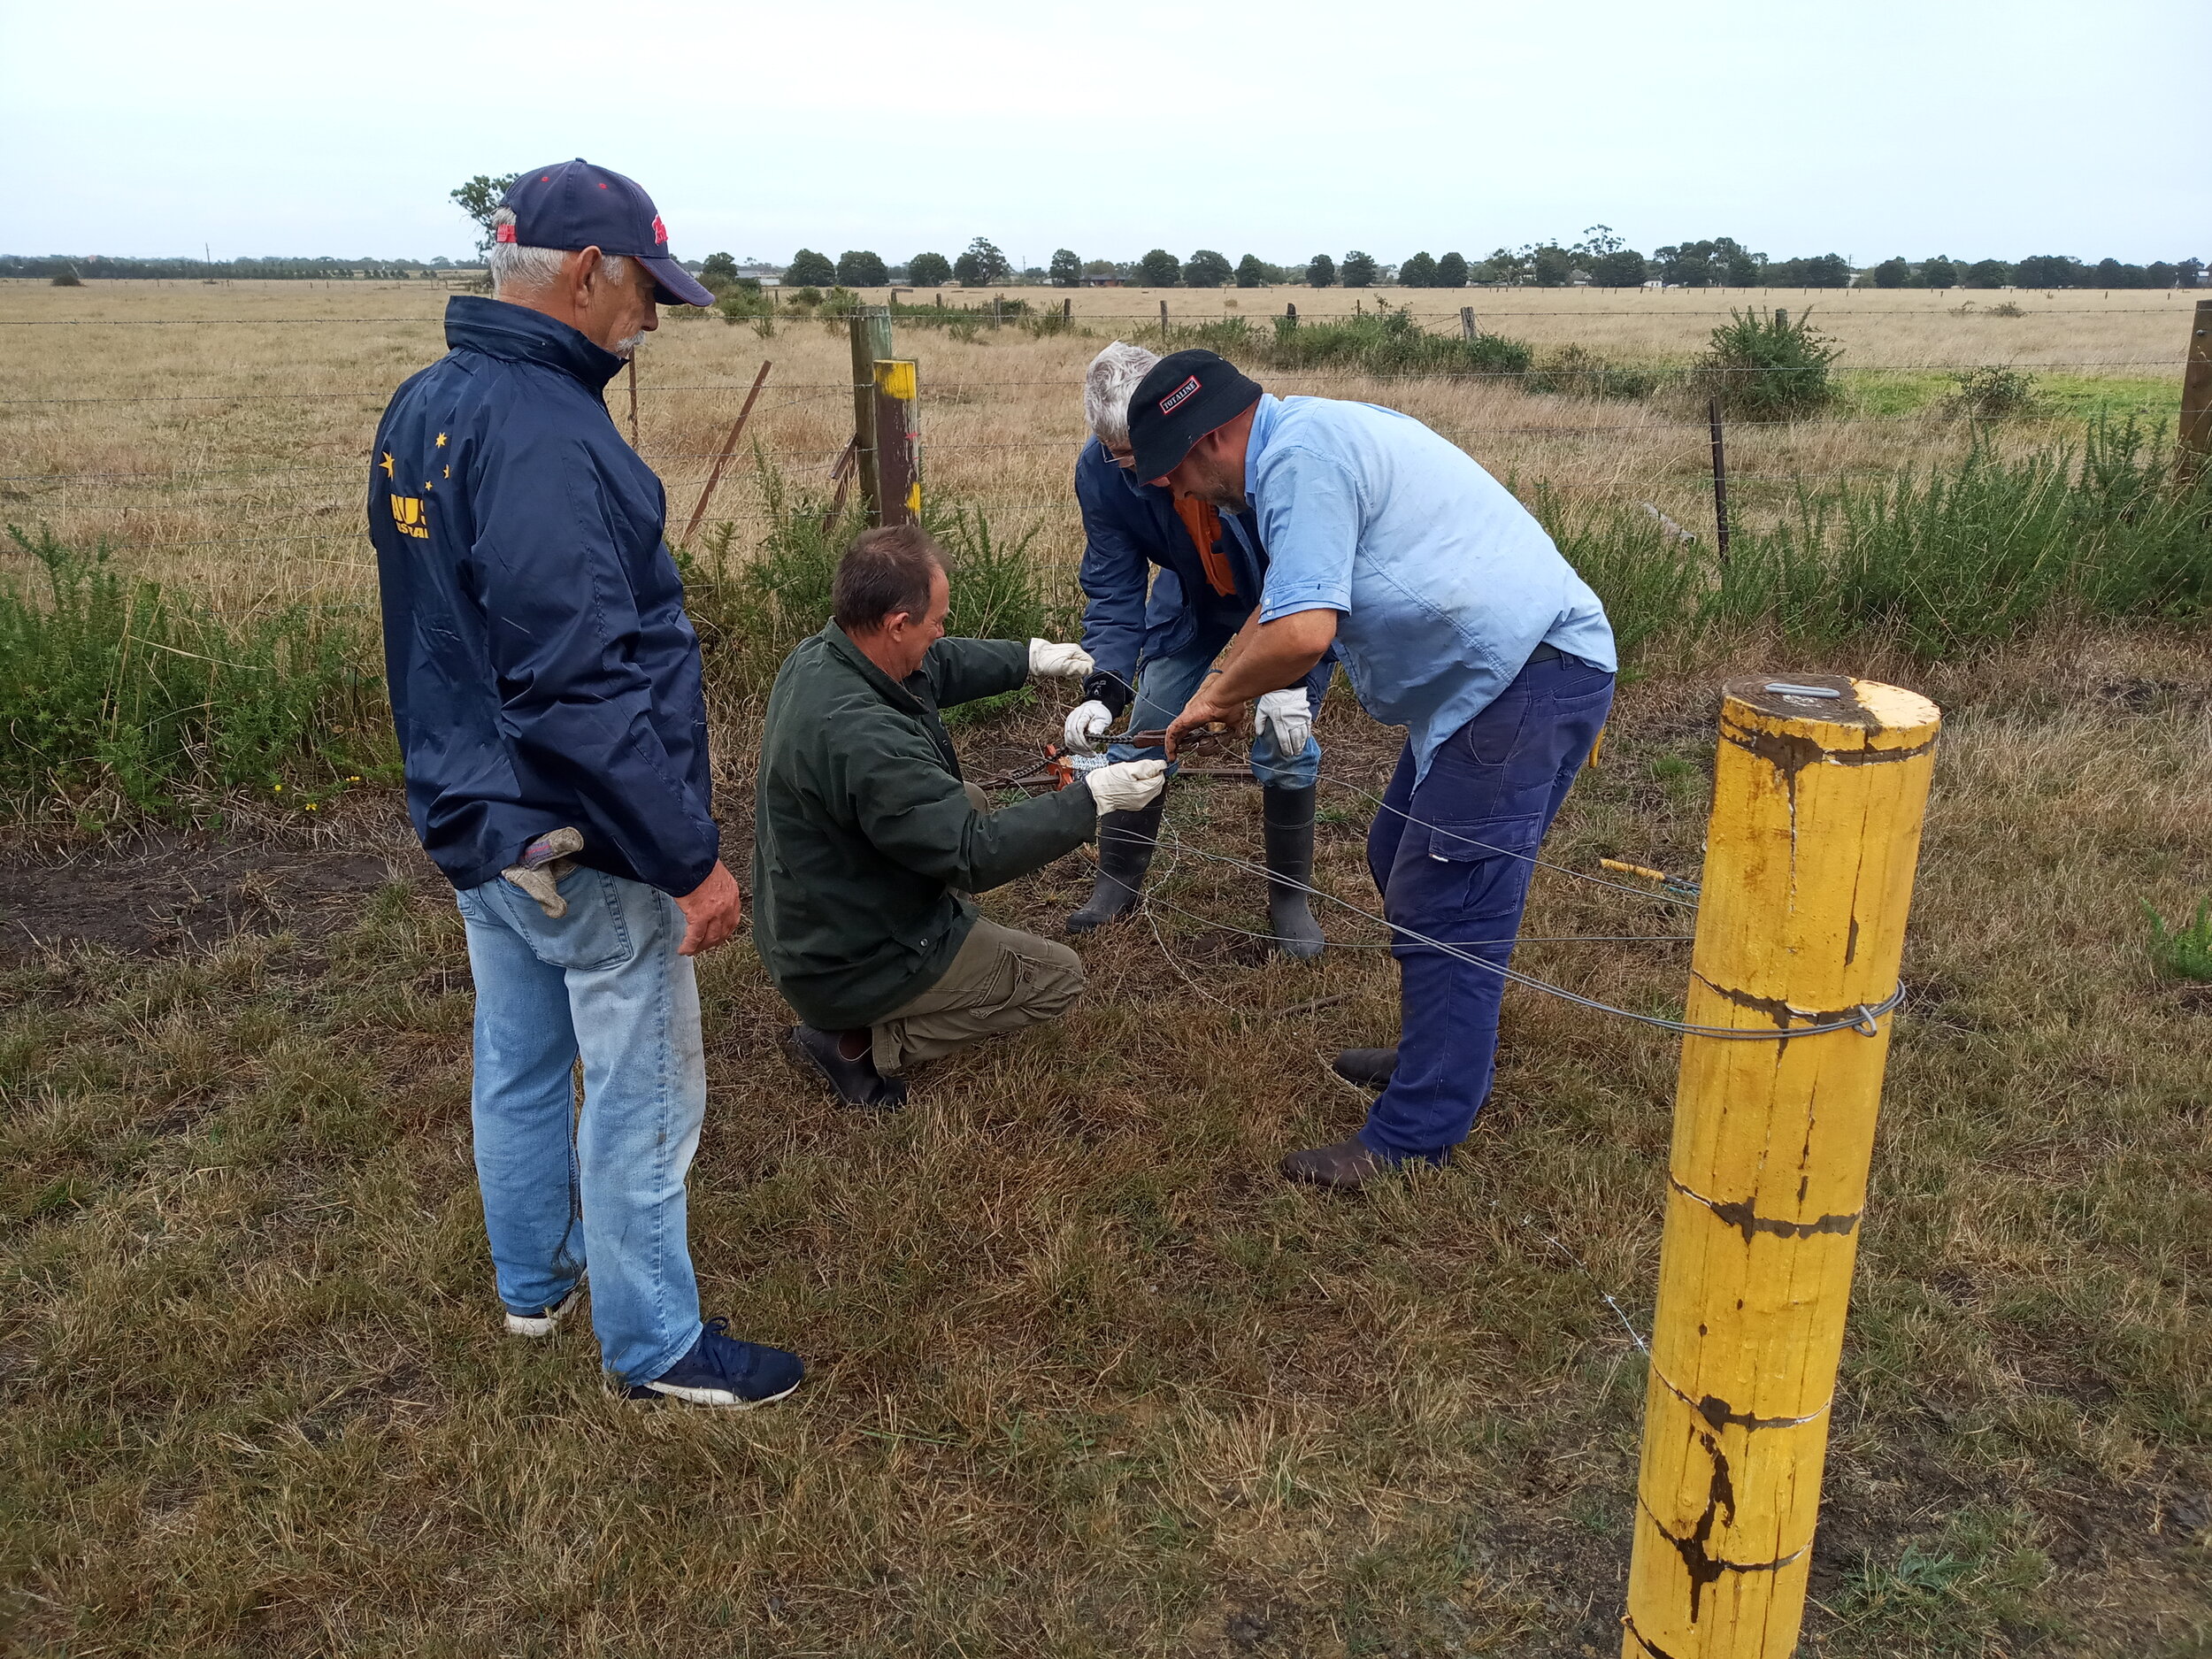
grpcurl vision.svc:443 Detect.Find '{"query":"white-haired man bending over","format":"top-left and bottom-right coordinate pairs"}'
top-left (1058, 342), bottom-right (1333, 955)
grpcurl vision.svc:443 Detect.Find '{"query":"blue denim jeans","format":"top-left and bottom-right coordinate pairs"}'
top-left (1359, 651), bottom-right (1615, 1160)
top-left (454, 866), bottom-right (705, 1385)
top-left (1106, 625), bottom-right (1323, 789)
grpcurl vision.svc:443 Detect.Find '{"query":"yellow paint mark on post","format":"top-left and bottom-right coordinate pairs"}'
top-left (876, 358), bottom-right (917, 402)
top-left (1622, 673), bottom-right (1939, 1659)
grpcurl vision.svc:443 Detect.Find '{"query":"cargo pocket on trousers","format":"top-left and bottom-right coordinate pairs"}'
top-left (1417, 812), bottom-right (1544, 922)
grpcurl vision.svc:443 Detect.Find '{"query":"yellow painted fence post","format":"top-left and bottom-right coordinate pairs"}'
top-left (873, 358), bottom-right (921, 527)
top-left (1622, 674), bottom-right (1941, 1659)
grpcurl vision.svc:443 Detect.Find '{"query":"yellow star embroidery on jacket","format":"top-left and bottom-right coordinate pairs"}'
top-left (379, 452), bottom-right (396, 477)
top-left (435, 433), bottom-right (448, 447)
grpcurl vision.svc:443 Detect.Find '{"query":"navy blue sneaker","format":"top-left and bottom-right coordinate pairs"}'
top-left (621, 1318), bottom-right (804, 1409)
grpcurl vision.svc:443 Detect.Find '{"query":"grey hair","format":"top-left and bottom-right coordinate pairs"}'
top-left (487, 207), bottom-right (632, 298)
top-left (1083, 340), bottom-right (1160, 447)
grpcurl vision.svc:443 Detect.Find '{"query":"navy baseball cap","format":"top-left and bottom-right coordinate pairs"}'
top-left (1126, 349), bottom-right (1263, 482)
top-left (499, 160), bottom-right (715, 308)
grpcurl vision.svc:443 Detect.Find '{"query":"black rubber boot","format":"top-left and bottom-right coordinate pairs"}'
top-left (1067, 799), bottom-right (1164, 933)
top-left (782, 1025), bottom-right (907, 1110)
top-left (1262, 784), bottom-right (1326, 959)
top-left (1332, 1048), bottom-right (1400, 1090)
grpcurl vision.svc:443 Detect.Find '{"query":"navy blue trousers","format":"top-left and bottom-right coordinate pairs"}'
top-left (1358, 651), bottom-right (1615, 1161)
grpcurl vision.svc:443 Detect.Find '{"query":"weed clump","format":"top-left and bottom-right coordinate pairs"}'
top-left (1947, 365), bottom-right (2039, 420)
top-left (2143, 898), bottom-right (2212, 982)
top-left (0, 527), bottom-right (388, 822)
top-left (1716, 418), bottom-right (2212, 651)
top-left (1691, 307), bottom-right (1840, 420)
top-left (1260, 305), bottom-right (1532, 379)
top-left (1148, 304), bottom-right (1533, 380)
top-left (679, 467), bottom-right (1076, 705)
top-left (1527, 344), bottom-right (1661, 401)
top-left (1533, 418), bottom-right (2212, 662)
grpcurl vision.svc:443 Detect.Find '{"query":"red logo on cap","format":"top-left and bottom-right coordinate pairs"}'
top-left (495, 223), bottom-right (518, 243)
top-left (651, 216), bottom-right (668, 245)
top-left (1157, 375), bottom-right (1201, 416)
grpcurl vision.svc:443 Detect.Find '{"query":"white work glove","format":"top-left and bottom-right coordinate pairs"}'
top-left (1063, 699), bottom-right (1115, 753)
top-left (1028, 638), bottom-right (1095, 680)
top-left (1255, 687), bottom-right (1314, 756)
top-left (1086, 758), bottom-right (1167, 816)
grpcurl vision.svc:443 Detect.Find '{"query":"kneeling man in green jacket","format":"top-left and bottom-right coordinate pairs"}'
top-left (755, 524), bottom-right (1168, 1107)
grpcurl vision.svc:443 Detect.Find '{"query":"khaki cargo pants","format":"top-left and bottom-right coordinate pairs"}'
top-left (869, 782), bottom-right (1087, 1076)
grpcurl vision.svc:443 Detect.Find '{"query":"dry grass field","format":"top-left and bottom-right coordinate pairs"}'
top-left (0, 280), bottom-right (2193, 611)
top-left (0, 279), bottom-right (2207, 1657)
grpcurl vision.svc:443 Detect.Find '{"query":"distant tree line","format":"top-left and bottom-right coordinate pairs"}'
top-left (1863, 253), bottom-right (2204, 289)
top-left (726, 233), bottom-right (2207, 292)
top-left (742, 225), bottom-right (2208, 291)
top-left (19, 222), bottom-right (2200, 295)
top-left (2, 254), bottom-right (458, 280)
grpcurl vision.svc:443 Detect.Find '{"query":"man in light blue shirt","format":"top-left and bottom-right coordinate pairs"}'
top-left (1139, 350), bottom-right (1617, 1191)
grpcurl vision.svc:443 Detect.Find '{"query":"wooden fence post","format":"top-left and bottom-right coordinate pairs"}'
top-left (681, 360), bottom-right (772, 543)
top-left (626, 357), bottom-right (640, 449)
top-left (1160, 298), bottom-right (1170, 332)
top-left (849, 306), bottom-right (895, 526)
top-left (872, 359), bottom-right (920, 526)
top-left (1064, 296), bottom-right (1073, 321)
top-left (1707, 398), bottom-right (1732, 566)
top-left (1460, 305), bottom-right (1477, 340)
top-left (1621, 674), bottom-right (1941, 1659)
top-left (2178, 297), bottom-right (2212, 489)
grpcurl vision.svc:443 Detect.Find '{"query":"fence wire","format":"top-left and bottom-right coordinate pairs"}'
top-left (3, 296), bottom-right (2193, 564)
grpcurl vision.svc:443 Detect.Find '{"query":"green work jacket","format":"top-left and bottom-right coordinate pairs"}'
top-left (751, 624), bottom-right (1097, 1030)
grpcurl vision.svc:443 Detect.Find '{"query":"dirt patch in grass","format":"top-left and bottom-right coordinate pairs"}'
top-left (0, 815), bottom-right (435, 961)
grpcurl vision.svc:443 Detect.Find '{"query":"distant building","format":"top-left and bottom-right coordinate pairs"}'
top-left (1082, 274), bottom-right (1124, 287)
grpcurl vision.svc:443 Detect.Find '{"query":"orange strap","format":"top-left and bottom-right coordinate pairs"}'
top-left (1172, 493), bottom-right (1238, 598)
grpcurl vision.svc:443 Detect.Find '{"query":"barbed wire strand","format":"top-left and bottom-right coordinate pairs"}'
top-left (1, 303), bottom-right (2194, 326)
top-left (0, 360), bottom-right (2178, 408)
top-left (1108, 818), bottom-right (1899, 1041)
top-left (0, 403), bottom-right (2125, 487)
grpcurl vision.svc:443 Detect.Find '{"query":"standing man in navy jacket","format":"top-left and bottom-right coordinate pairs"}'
top-left (368, 160), bottom-right (801, 1409)
top-left (1062, 343), bottom-right (1332, 956)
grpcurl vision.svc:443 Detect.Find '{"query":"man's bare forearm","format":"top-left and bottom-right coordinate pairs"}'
top-left (1208, 608), bottom-right (1337, 706)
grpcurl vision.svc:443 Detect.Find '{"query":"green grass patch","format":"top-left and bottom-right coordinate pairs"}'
top-left (1839, 368), bottom-right (1957, 416)
top-left (1843, 370), bottom-right (2184, 425)
top-left (1550, 418), bottom-right (2212, 660)
top-left (679, 462), bottom-right (1080, 705)
top-left (2036, 373), bottom-right (2185, 425)
top-left (2144, 897), bottom-right (2212, 982)
top-left (0, 527), bottom-right (392, 825)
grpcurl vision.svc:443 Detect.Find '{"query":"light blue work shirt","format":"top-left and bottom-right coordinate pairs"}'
top-left (1246, 393), bottom-right (1616, 781)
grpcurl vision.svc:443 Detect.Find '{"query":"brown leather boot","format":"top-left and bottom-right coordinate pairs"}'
top-left (1279, 1135), bottom-right (1402, 1192)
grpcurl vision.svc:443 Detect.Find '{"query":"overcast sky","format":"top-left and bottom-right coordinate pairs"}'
top-left (3, 0), bottom-right (2203, 267)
